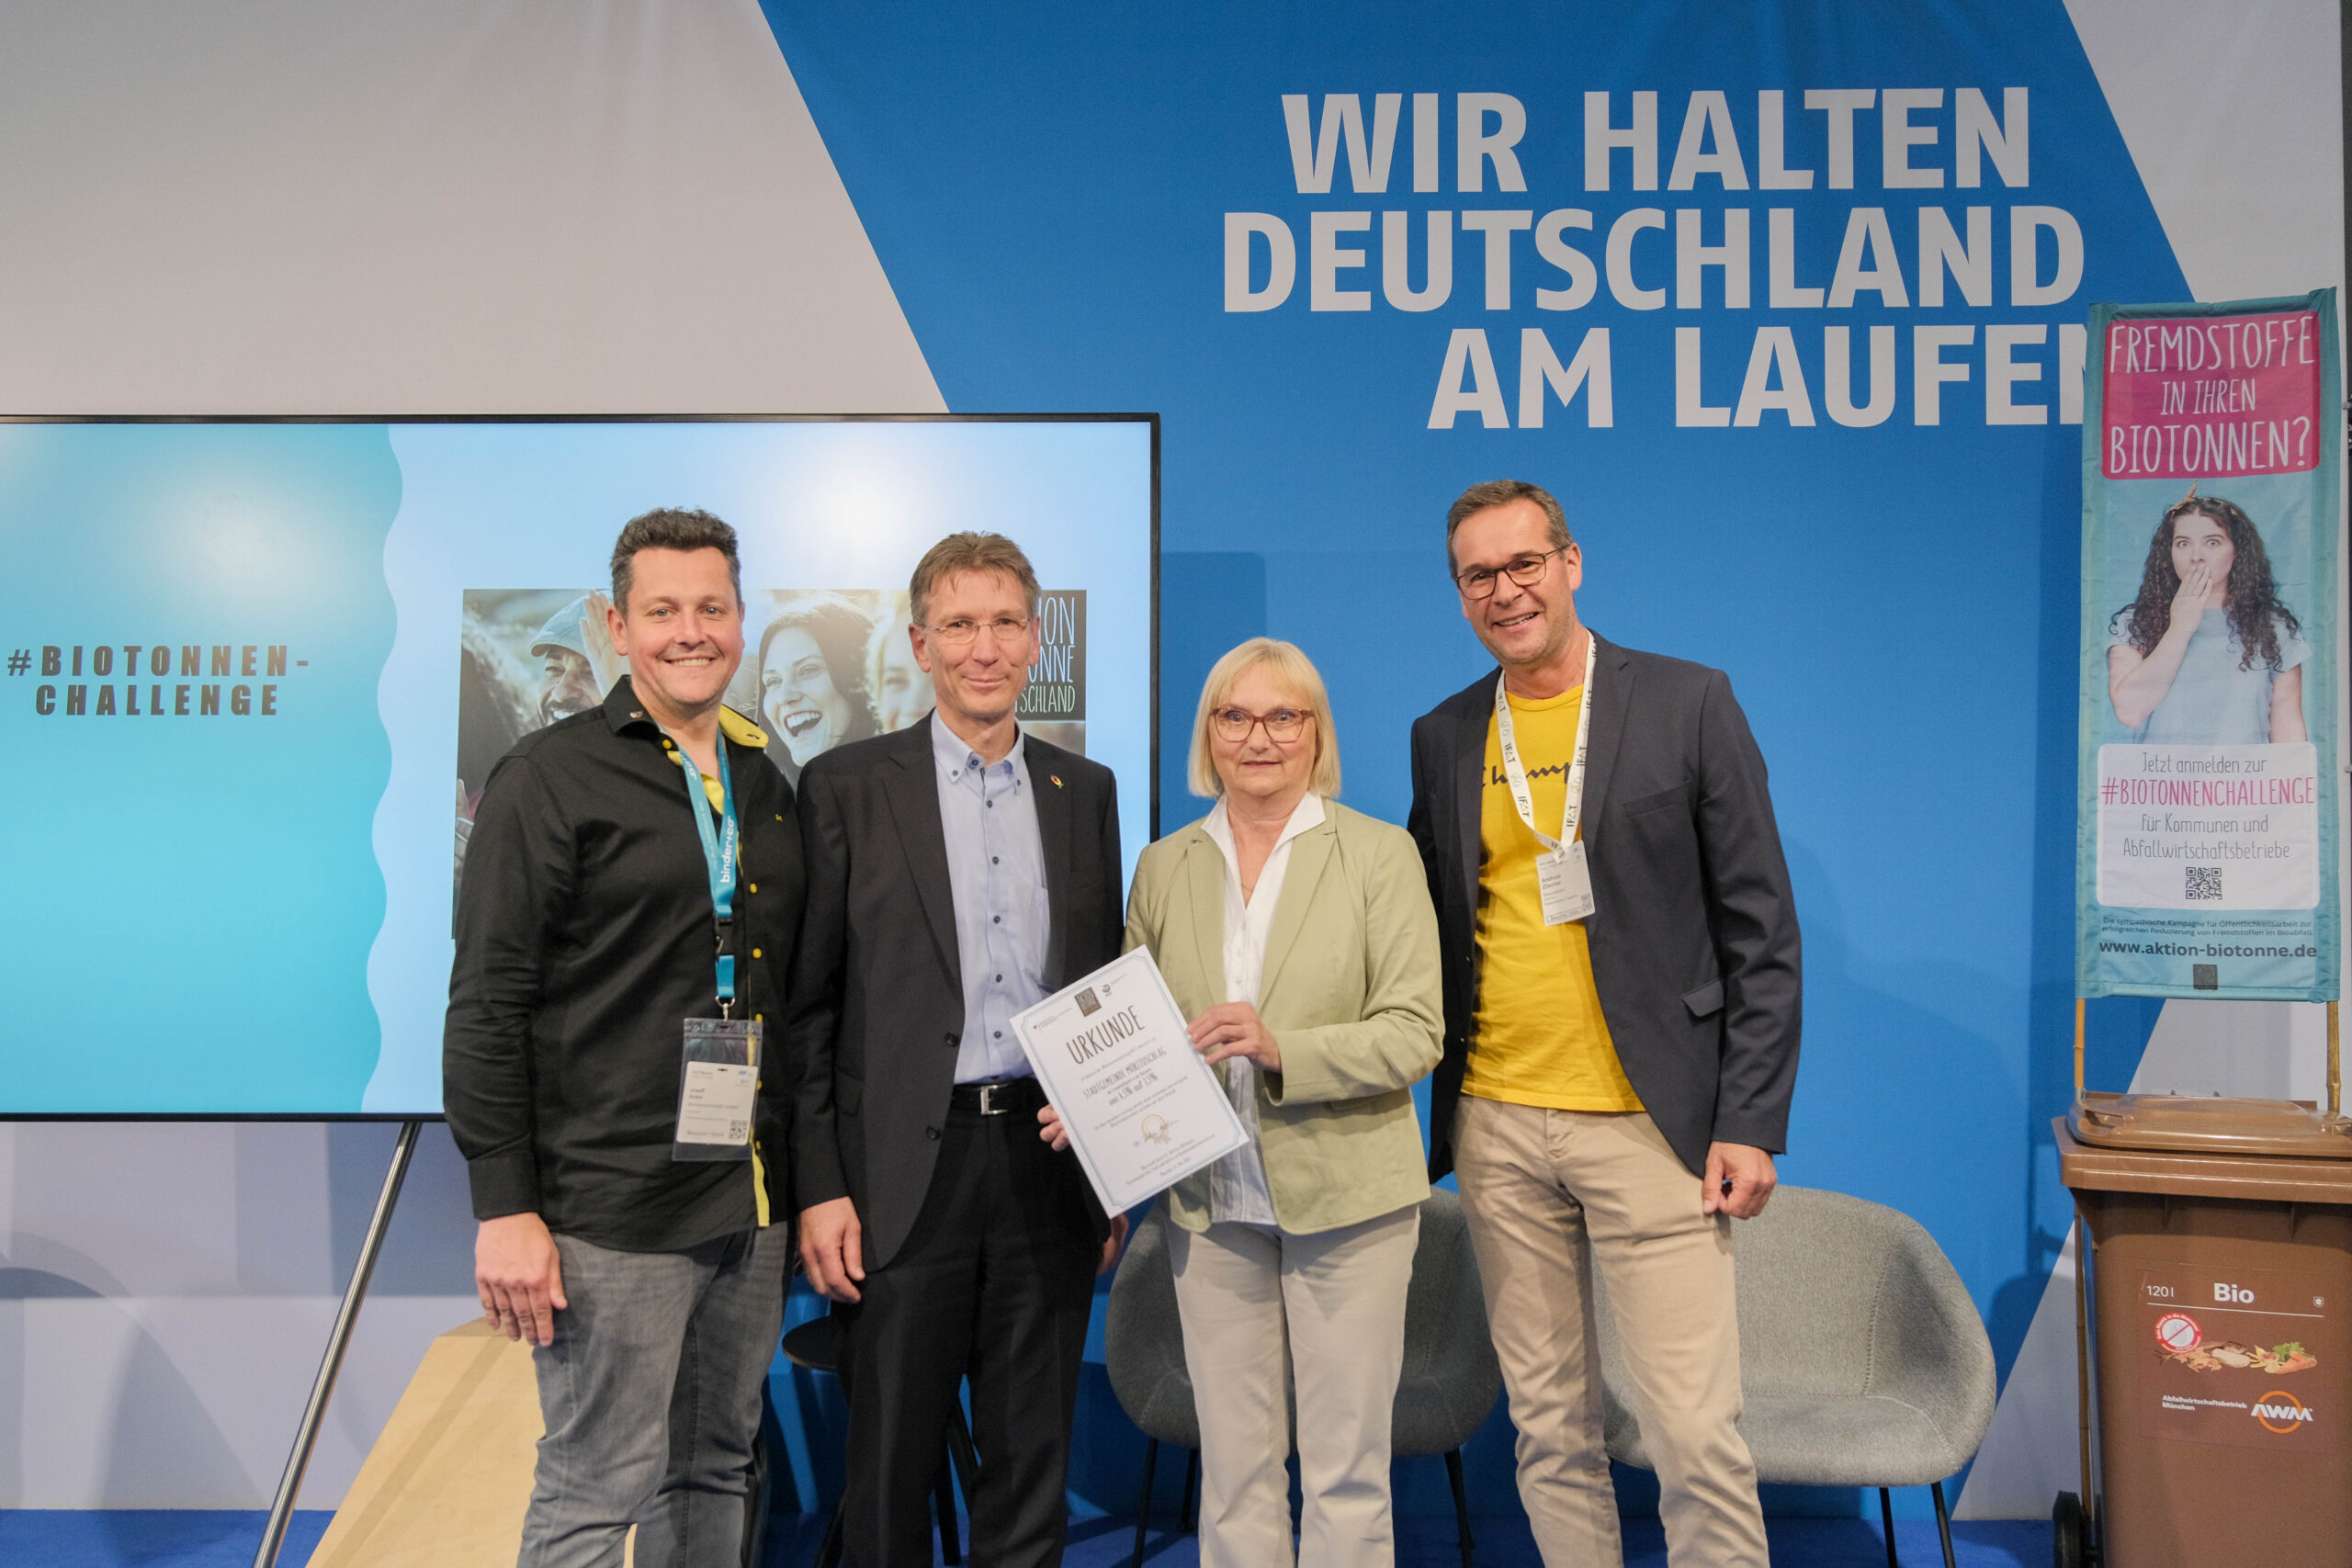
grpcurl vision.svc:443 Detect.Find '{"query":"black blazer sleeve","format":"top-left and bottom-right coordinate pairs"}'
top-left (786, 763), bottom-right (853, 1211)
top-left (1407, 706), bottom-right (1479, 1181)
top-left (1081, 767), bottom-right (1123, 1239)
top-left (1692, 669), bottom-right (1801, 1152)
top-left (1405, 717), bottom-right (1444, 919)
top-left (1092, 770), bottom-right (1124, 965)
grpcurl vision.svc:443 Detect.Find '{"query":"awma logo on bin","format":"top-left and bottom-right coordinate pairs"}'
top-left (2253, 1391), bottom-right (2315, 1433)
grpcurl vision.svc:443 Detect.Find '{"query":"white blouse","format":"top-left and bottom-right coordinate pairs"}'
top-left (1198, 791), bottom-right (1326, 1227)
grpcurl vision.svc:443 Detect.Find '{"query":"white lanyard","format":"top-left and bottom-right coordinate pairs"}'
top-left (1494, 630), bottom-right (1598, 851)
top-left (1493, 631), bottom-right (1598, 924)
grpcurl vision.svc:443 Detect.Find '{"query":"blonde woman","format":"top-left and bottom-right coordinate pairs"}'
top-left (1053, 637), bottom-right (1441, 1566)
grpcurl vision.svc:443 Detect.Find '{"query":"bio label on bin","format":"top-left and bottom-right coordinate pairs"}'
top-left (2138, 1266), bottom-right (2335, 1452)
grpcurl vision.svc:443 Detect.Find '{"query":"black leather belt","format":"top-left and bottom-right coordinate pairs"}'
top-left (949, 1077), bottom-right (1046, 1116)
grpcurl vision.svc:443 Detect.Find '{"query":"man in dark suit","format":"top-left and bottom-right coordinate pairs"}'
top-left (1407, 480), bottom-right (1800, 1568)
top-left (791, 532), bottom-right (1125, 1568)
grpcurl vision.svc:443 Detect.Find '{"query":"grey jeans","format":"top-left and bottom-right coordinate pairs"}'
top-left (518, 1224), bottom-right (792, 1568)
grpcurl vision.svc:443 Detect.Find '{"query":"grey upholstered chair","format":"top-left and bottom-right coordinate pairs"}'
top-left (1389, 1189), bottom-right (1505, 1567)
top-left (1104, 1189), bottom-right (1503, 1568)
top-left (1591, 1185), bottom-right (1996, 1568)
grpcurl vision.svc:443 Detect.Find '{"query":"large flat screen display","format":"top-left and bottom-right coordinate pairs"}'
top-left (0, 416), bottom-right (1157, 1116)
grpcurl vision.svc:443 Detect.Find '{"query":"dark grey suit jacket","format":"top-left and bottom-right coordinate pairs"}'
top-left (787, 719), bottom-right (1121, 1269)
top-left (1407, 636), bottom-right (1801, 1179)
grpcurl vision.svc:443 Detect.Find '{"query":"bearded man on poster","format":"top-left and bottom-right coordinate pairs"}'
top-left (447, 508), bottom-right (803, 1568)
top-left (1408, 479), bottom-right (1801, 1568)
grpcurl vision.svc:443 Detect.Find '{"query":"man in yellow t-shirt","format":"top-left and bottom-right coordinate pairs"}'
top-left (1463, 680), bottom-right (1645, 1115)
top-left (1408, 479), bottom-right (1802, 1568)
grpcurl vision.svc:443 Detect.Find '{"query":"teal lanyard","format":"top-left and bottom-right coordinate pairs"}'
top-left (665, 730), bottom-right (741, 1010)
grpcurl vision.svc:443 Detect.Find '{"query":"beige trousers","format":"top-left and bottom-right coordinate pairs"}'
top-left (1453, 1096), bottom-right (1766, 1568)
top-left (1166, 1205), bottom-right (1419, 1568)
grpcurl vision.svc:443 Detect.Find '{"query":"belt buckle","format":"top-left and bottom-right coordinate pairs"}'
top-left (976, 1082), bottom-right (1009, 1115)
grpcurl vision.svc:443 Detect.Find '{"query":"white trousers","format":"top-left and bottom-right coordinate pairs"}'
top-left (1166, 1206), bottom-right (1419, 1568)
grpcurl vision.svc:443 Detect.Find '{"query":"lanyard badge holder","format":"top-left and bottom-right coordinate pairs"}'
top-left (1494, 632), bottom-right (1600, 927)
top-left (669, 735), bottom-right (758, 1163)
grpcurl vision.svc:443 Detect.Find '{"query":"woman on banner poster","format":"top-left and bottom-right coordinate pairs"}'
top-left (756, 591), bottom-right (882, 786)
top-left (2106, 491), bottom-right (2310, 743)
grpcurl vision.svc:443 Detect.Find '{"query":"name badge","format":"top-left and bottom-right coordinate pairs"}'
top-left (673, 1017), bottom-right (759, 1161)
top-left (1536, 841), bottom-right (1595, 926)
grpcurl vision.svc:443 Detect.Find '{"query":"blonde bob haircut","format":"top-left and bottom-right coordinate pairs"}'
top-left (1187, 637), bottom-right (1342, 799)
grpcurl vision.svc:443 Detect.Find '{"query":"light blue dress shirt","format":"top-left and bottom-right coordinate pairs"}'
top-left (2108, 606), bottom-right (2311, 743)
top-left (933, 712), bottom-right (1051, 1083)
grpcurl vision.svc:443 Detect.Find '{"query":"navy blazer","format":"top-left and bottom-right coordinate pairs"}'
top-left (1406, 635), bottom-right (1801, 1178)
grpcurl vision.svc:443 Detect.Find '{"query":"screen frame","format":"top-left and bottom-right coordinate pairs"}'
top-left (0, 410), bottom-right (1161, 1122)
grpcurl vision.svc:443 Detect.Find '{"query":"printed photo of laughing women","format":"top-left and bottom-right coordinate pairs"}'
top-left (751, 590), bottom-right (884, 787)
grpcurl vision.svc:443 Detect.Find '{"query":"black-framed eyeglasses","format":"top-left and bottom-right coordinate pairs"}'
top-left (924, 614), bottom-right (1032, 649)
top-left (1211, 706), bottom-right (1312, 743)
top-left (1453, 547), bottom-right (1566, 600)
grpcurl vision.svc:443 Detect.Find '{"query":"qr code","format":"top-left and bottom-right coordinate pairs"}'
top-left (2186, 865), bottom-right (2222, 901)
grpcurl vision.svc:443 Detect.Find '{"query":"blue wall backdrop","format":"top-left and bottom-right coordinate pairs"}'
top-left (761, 0), bottom-right (2217, 1520)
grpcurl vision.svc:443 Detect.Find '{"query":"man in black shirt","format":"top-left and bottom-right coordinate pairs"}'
top-left (447, 508), bottom-right (803, 1568)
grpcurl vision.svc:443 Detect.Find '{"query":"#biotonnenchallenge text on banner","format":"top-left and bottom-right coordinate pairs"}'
top-left (2078, 291), bottom-right (2341, 1001)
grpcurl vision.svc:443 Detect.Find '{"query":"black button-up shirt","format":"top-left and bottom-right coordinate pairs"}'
top-left (445, 676), bottom-right (803, 1251)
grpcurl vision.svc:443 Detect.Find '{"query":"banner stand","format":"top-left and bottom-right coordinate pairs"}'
top-left (2332, 999), bottom-right (2344, 1117)
top-left (252, 1120), bottom-right (423, 1568)
top-left (2073, 998), bottom-right (2086, 1101)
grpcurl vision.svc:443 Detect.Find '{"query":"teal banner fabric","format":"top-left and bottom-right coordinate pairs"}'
top-left (2077, 291), bottom-right (2340, 999)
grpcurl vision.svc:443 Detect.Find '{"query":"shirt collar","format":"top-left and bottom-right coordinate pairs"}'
top-left (716, 706), bottom-right (768, 748)
top-left (932, 709), bottom-right (1025, 783)
top-left (1202, 791), bottom-right (1325, 858)
top-left (602, 676), bottom-right (769, 750)
top-left (603, 675), bottom-right (643, 733)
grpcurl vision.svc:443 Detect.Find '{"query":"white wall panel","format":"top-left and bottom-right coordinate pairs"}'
top-left (2065, 0), bottom-right (2342, 306)
top-left (0, 0), bottom-right (942, 415)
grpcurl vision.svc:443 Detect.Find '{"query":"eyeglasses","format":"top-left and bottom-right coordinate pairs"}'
top-left (1211, 706), bottom-right (1312, 743)
top-left (1453, 547), bottom-right (1566, 600)
top-left (924, 615), bottom-right (1032, 649)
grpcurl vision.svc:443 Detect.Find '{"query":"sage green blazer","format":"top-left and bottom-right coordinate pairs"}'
top-left (1125, 798), bottom-right (1443, 1235)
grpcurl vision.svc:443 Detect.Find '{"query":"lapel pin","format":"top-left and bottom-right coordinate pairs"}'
top-left (1051, 773), bottom-right (1064, 788)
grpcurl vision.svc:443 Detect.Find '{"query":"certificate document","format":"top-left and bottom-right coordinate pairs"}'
top-left (1012, 947), bottom-right (1250, 1213)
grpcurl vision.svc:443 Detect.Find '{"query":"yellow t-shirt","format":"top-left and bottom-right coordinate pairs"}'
top-left (1462, 685), bottom-right (1645, 1112)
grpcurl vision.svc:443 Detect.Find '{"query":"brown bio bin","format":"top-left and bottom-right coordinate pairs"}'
top-left (2056, 1095), bottom-right (2352, 1568)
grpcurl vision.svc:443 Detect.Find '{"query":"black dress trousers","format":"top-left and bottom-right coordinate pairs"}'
top-left (834, 1100), bottom-right (1099, 1568)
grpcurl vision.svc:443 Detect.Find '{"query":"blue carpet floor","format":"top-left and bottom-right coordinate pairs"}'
top-left (828, 1515), bottom-right (2054, 1567)
top-left (0, 1511), bottom-right (334, 1567)
top-left (0, 1510), bottom-right (2050, 1566)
